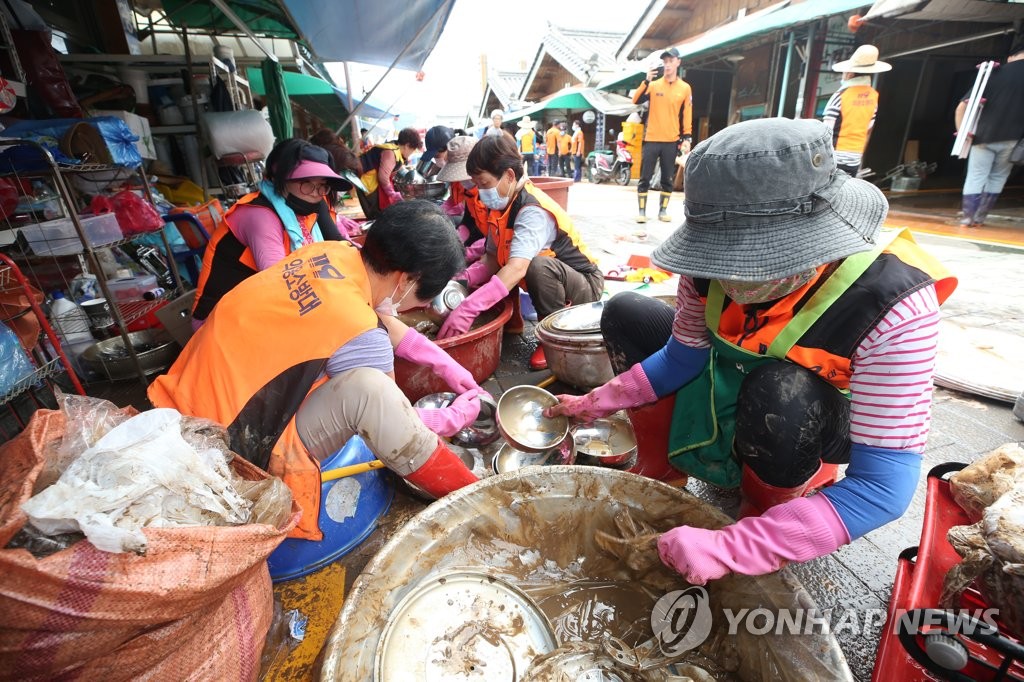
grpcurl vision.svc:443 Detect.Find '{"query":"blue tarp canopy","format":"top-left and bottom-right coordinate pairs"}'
top-left (280, 0), bottom-right (456, 71)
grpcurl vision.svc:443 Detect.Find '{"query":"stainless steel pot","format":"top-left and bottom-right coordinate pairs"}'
top-left (535, 302), bottom-right (614, 390)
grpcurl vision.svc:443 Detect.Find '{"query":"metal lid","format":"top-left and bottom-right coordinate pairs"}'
top-left (544, 301), bottom-right (605, 334)
top-left (375, 570), bottom-right (558, 680)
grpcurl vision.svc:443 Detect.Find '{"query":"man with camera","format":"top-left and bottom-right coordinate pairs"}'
top-left (631, 47), bottom-right (693, 224)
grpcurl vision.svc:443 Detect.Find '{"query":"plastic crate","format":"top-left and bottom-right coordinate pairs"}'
top-left (20, 213), bottom-right (122, 256)
top-left (872, 463), bottom-right (1024, 681)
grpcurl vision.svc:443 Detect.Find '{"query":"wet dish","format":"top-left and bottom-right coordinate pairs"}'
top-left (491, 435), bottom-right (576, 475)
top-left (496, 385), bottom-right (570, 453)
top-left (571, 412), bottom-right (638, 470)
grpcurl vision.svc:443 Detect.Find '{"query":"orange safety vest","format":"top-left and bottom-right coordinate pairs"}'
top-left (150, 241), bottom-right (379, 540)
top-left (834, 85), bottom-right (879, 154)
top-left (545, 126), bottom-right (560, 154)
top-left (698, 230), bottom-right (956, 391)
top-left (558, 132), bottom-right (572, 155)
top-left (571, 129), bottom-right (585, 156)
top-left (191, 191), bottom-right (320, 321)
top-left (486, 182), bottom-right (599, 286)
top-left (633, 77), bottom-right (693, 142)
top-left (519, 129), bottom-right (536, 154)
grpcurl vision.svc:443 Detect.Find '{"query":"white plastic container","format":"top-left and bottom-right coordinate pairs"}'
top-left (105, 274), bottom-right (158, 302)
top-left (49, 292), bottom-right (94, 347)
top-left (21, 213), bottom-right (123, 256)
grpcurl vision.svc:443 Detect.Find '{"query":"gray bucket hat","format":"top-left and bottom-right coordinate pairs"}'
top-left (651, 118), bottom-right (887, 282)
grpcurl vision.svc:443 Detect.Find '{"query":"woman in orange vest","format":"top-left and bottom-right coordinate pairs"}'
top-left (437, 135), bottom-right (488, 262)
top-left (357, 127), bottom-right (421, 219)
top-left (150, 200), bottom-right (484, 541)
top-left (437, 133), bottom-right (604, 371)
top-left (191, 139), bottom-right (351, 330)
top-left (821, 45), bottom-right (890, 178)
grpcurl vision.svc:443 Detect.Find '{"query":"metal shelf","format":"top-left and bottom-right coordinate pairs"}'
top-left (0, 357), bottom-right (63, 405)
top-left (118, 292), bottom-right (174, 326)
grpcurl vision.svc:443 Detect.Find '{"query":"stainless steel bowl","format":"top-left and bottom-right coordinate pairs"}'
top-left (491, 435), bottom-right (576, 475)
top-left (426, 280), bottom-right (468, 323)
top-left (452, 394), bottom-right (500, 446)
top-left (395, 180), bottom-right (448, 201)
top-left (495, 385), bottom-right (569, 453)
top-left (571, 411), bottom-right (638, 470)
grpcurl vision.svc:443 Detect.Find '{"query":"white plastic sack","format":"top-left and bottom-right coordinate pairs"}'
top-left (21, 408), bottom-right (250, 554)
top-left (202, 110), bottom-right (274, 161)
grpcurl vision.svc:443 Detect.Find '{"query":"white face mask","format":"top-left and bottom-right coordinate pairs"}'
top-left (374, 280), bottom-right (414, 316)
top-left (719, 269), bottom-right (817, 305)
top-left (479, 173), bottom-right (512, 210)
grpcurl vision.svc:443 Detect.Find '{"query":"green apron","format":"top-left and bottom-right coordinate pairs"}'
top-left (666, 232), bottom-right (899, 488)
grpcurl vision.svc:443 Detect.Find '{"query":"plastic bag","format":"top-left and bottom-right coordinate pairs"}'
top-left (202, 109), bottom-right (274, 160)
top-left (91, 189), bottom-right (164, 235)
top-left (22, 408), bottom-right (252, 554)
top-left (258, 595), bottom-right (308, 678)
top-left (950, 443), bottom-right (1024, 521)
top-left (0, 320), bottom-right (35, 395)
top-left (35, 391), bottom-right (131, 493)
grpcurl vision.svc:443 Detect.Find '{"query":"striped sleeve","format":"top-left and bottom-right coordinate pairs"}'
top-left (848, 285), bottom-right (941, 453)
top-left (671, 276), bottom-right (712, 349)
top-left (821, 88), bottom-right (843, 130)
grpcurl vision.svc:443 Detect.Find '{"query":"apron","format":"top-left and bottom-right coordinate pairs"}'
top-left (666, 232), bottom-right (900, 488)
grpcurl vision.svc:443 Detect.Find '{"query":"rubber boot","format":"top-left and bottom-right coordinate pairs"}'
top-left (626, 395), bottom-right (687, 484)
top-left (972, 192), bottom-right (998, 226)
top-left (636, 192), bottom-right (648, 223)
top-left (737, 463), bottom-right (812, 519)
top-left (403, 438), bottom-right (479, 499)
top-left (505, 286), bottom-right (525, 335)
top-left (658, 192), bottom-right (672, 222)
top-left (529, 345), bottom-right (547, 371)
top-left (959, 193), bottom-right (981, 226)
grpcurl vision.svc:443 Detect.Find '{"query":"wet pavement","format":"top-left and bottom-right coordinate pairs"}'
top-left (490, 178), bottom-right (1024, 681)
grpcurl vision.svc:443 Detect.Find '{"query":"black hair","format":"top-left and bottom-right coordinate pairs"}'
top-left (466, 132), bottom-right (523, 181)
top-left (264, 138), bottom-right (337, 199)
top-left (309, 129), bottom-right (361, 175)
top-left (360, 199), bottom-right (465, 300)
top-left (397, 127), bottom-right (422, 150)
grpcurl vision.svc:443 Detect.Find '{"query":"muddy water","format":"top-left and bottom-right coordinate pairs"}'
top-left (397, 307), bottom-right (502, 340)
top-left (323, 468), bottom-right (852, 681)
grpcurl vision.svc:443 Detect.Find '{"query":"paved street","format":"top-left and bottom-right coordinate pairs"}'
top-left (490, 178), bottom-right (1024, 680)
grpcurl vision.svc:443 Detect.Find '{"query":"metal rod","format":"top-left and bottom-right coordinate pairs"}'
top-left (342, 61), bottom-right (361, 149)
top-left (778, 32), bottom-right (795, 118)
top-left (180, 24), bottom-right (209, 202)
top-left (764, 35), bottom-right (782, 118)
top-left (794, 24), bottom-right (816, 118)
top-left (897, 55), bottom-right (929, 165)
top-left (335, 0), bottom-right (455, 135)
top-left (209, 0), bottom-right (278, 62)
top-left (884, 27), bottom-right (1013, 60)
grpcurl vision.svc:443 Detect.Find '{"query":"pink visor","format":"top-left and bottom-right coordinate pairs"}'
top-left (288, 159), bottom-right (347, 187)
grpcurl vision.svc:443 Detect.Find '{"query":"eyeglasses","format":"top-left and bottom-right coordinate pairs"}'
top-left (298, 180), bottom-right (331, 196)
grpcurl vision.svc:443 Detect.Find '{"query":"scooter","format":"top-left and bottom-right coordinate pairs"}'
top-left (586, 141), bottom-right (633, 185)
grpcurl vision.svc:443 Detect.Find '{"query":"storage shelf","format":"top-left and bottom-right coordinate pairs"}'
top-left (151, 125), bottom-right (198, 134)
top-left (118, 293), bottom-right (173, 326)
top-left (0, 354), bottom-right (63, 405)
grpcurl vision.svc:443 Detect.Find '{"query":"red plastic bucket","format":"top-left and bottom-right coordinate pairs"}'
top-left (394, 298), bottom-right (513, 403)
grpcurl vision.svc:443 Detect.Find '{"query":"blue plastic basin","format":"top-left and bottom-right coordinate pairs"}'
top-left (267, 435), bottom-right (394, 583)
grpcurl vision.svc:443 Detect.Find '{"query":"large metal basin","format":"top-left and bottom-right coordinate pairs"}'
top-left (321, 467), bottom-right (853, 681)
top-left (535, 302), bottom-right (615, 390)
top-left (394, 298), bottom-right (513, 403)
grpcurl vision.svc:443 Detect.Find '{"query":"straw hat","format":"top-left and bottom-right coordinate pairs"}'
top-left (651, 118), bottom-right (887, 282)
top-left (517, 115), bottom-right (536, 129)
top-left (831, 45), bottom-right (892, 73)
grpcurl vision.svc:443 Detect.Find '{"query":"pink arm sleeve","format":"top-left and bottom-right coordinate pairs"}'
top-left (229, 204), bottom-right (288, 270)
top-left (377, 150), bottom-right (403, 205)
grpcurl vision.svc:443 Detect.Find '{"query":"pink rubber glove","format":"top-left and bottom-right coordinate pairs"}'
top-left (456, 259), bottom-right (492, 289)
top-left (544, 363), bottom-right (657, 420)
top-left (657, 494), bottom-right (851, 585)
top-left (437, 275), bottom-right (509, 340)
top-left (415, 389), bottom-right (484, 437)
top-left (395, 327), bottom-right (481, 394)
top-left (465, 239), bottom-right (487, 265)
top-left (337, 216), bottom-right (362, 239)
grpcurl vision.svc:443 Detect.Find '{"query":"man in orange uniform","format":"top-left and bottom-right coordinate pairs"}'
top-left (570, 119), bottom-right (585, 182)
top-left (557, 122), bottom-right (572, 177)
top-left (545, 120), bottom-right (561, 176)
top-left (821, 44), bottom-right (890, 178)
top-left (632, 47), bottom-right (692, 223)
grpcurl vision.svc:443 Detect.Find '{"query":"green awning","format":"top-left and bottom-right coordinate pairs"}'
top-left (599, 0), bottom-right (870, 91)
top-left (504, 88), bottom-right (639, 123)
top-left (162, 0), bottom-right (299, 39)
top-left (246, 68), bottom-right (391, 128)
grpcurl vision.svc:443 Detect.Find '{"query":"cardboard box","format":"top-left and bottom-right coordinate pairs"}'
top-left (92, 109), bottom-right (157, 159)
